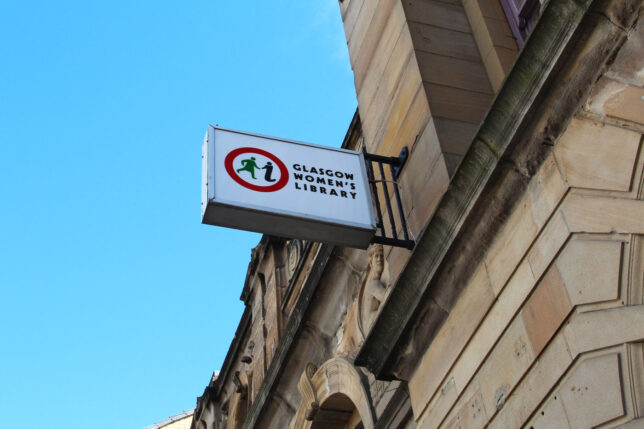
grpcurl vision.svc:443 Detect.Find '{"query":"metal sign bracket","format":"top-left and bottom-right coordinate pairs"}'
top-left (363, 147), bottom-right (415, 250)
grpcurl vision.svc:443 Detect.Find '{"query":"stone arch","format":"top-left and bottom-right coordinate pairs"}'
top-left (290, 358), bottom-right (376, 429)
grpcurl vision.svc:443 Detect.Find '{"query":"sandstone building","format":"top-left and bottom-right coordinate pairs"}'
top-left (146, 409), bottom-right (194, 429)
top-left (192, 0), bottom-right (644, 427)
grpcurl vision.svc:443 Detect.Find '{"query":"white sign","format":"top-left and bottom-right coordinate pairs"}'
top-left (202, 126), bottom-right (376, 248)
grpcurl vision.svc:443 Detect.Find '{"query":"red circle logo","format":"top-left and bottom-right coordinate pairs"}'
top-left (224, 147), bottom-right (289, 192)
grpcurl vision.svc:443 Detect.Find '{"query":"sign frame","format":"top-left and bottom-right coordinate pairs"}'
top-left (202, 125), bottom-right (377, 248)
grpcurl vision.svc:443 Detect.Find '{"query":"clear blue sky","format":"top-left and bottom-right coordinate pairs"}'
top-left (0, 2), bottom-right (355, 428)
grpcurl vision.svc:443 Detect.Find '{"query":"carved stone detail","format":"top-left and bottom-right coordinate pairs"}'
top-left (233, 371), bottom-right (247, 397)
top-left (297, 362), bottom-right (319, 421)
top-left (287, 240), bottom-right (302, 280)
top-left (337, 244), bottom-right (388, 358)
top-left (290, 358), bottom-right (376, 429)
top-left (358, 244), bottom-right (387, 334)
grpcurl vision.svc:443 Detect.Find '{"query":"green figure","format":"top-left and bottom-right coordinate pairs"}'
top-left (236, 157), bottom-right (260, 179)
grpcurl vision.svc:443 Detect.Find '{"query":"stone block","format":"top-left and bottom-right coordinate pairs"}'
top-left (452, 261), bottom-right (535, 397)
top-left (342, 0), bottom-right (364, 45)
top-left (264, 297), bottom-right (279, 333)
top-left (399, 117), bottom-right (442, 207)
top-left (265, 328), bottom-right (279, 367)
top-left (398, 118), bottom-right (445, 232)
top-left (527, 153), bottom-right (568, 227)
top-left (587, 77), bottom-right (644, 125)
top-left (409, 265), bottom-right (494, 416)
top-left (554, 117), bottom-right (640, 191)
top-left (485, 199), bottom-right (538, 295)
top-left (555, 238), bottom-right (622, 306)
top-left (354, 0), bottom-right (404, 95)
top-left (526, 211), bottom-right (570, 281)
top-left (559, 353), bottom-right (625, 429)
top-left (253, 348), bottom-right (266, 395)
top-left (466, 3), bottom-right (491, 56)
top-left (615, 418), bottom-right (644, 428)
top-left (476, 317), bottom-right (535, 418)
top-left (466, 5), bottom-right (518, 85)
top-left (605, 82), bottom-right (644, 125)
top-left (606, 13), bottom-right (644, 87)
top-left (628, 235), bottom-right (644, 306)
top-left (365, 13), bottom-right (415, 107)
top-left (434, 117), bottom-right (479, 156)
top-left (561, 194), bottom-right (644, 234)
top-left (339, 0), bottom-right (352, 19)
top-left (385, 244), bottom-right (410, 289)
top-left (416, 51), bottom-right (492, 93)
top-left (484, 16), bottom-right (518, 50)
top-left (521, 266), bottom-right (572, 355)
top-left (443, 153), bottom-right (463, 177)
top-left (347, 0), bottom-right (380, 65)
top-left (442, 388), bottom-right (487, 429)
top-left (416, 377), bottom-right (460, 428)
top-left (563, 305), bottom-right (644, 356)
top-left (378, 82), bottom-right (431, 158)
top-left (525, 390), bottom-right (571, 429)
top-left (406, 157), bottom-right (449, 236)
top-left (482, 48), bottom-right (505, 92)
top-left (408, 22), bottom-right (481, 62)
top-left (472, 0), bottom-right (506, 21)
top-left (402, 0), bottom-right (471, 33)
top-left (424, 83), bottom-right (493, 124)
top-left (360, 31), bottom-right (416, 150)
top-left (586, 77), bottom-right (627, 116)
top-left (488, 333), bottom-right (573, 429)
top-left (495, 46), bottom-right (517, 74)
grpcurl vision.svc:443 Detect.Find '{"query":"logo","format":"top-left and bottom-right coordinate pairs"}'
top-left (225, 147), bottom-right (289, 192)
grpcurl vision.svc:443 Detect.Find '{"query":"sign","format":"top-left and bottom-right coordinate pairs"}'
top-left (202, 126), bottom-right (376, 248)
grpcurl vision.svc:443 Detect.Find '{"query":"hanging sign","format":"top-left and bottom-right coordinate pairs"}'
top-left (201, 126), bottom-right (376, 248)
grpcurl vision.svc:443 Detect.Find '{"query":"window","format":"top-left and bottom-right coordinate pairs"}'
top-left (500, 0), bottom-right (542, 46)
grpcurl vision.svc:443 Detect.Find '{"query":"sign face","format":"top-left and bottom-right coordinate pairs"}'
top-left (202, 126), bottom-right (376, 248)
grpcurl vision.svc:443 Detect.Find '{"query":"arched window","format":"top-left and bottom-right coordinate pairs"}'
top-left (310, 393), bottom-right (363, 429)
top-left (291, 358), bottom-right (375, 429)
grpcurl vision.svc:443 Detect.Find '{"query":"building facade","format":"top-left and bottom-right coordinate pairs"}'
top-left (193, 0), bottom-right (644, 427)
top-left (145, 409), bottom-right (194, 429)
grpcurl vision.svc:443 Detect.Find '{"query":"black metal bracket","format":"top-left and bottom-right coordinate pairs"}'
top-left (363, 147), bottom-right (415, 250)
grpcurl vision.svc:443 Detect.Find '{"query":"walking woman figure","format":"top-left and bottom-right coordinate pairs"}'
top-left (236, 157), bottom-right (260, 179)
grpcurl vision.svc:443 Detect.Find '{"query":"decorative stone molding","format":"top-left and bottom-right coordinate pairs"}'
top-left (287, 240), bottom-right (302, 281)
top-left (297, 363), bottom-right (319, 421)
top-left (290, 358), bottom-right (376, 429)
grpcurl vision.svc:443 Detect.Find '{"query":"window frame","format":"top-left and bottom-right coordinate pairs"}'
top-left (500, 0), bottom-right (541, 46)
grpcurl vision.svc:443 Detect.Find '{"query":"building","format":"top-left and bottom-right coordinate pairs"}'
top-left (192, 0), bottom-right (644, 427)
top-left (145, 409), bottom-right (194, 429)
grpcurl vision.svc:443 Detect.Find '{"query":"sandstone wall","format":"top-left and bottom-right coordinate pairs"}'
top-left (193, 2), bottom-right (644, 428)
top-left (407, 10), bottom-right (644, 427)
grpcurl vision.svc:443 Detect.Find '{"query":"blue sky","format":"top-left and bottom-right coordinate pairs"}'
top-left (0, 1), bottom-right (355, 428)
